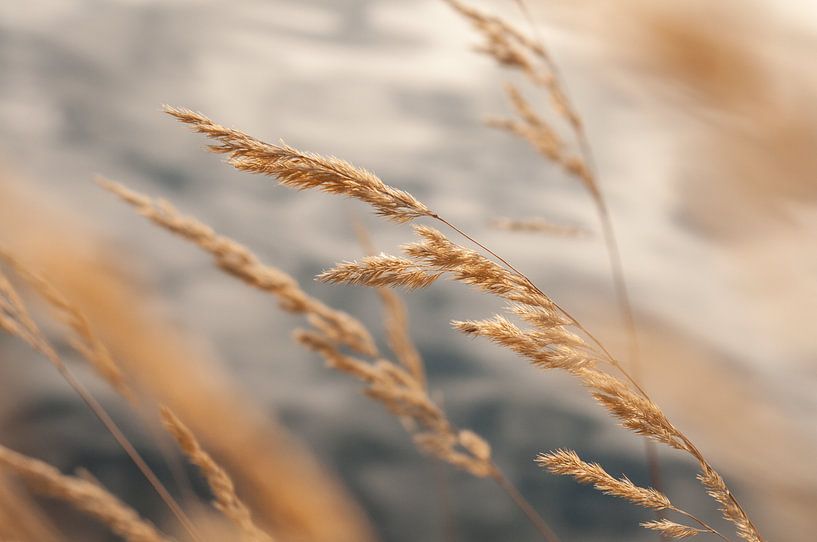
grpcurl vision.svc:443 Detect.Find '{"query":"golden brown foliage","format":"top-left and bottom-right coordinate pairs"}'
top-left (162, 105), bottom-right (764, 541)
top-left (1, 177), bottom-right (377, 542)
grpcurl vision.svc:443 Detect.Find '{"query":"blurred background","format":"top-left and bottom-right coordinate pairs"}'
top-left (1, 0), bottom-right (816, 540)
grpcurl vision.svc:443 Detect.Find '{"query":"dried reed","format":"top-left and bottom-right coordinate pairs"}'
top-left (446, 0), bottom-right (668, 528)
top-left (2, 174), bottom-right (378, 542)
top-left (161, 407), bottom-right (273, 542)
top-left (537, 450), bottom-right (723, 540)
top-left (0, 251), bottom-right (202, 542)
top-left (96, 177), bottom-right (376, 357)
top-left (0, 250), bottom-right (131, 398)
top-left (0, 445), bottom-right (171, 542)
top-left (163, 106), bottom-right (430, 223)
top-left (161, 107), bottom-right (764, 542)
top-left (102, 181), bottom-right (560, 542)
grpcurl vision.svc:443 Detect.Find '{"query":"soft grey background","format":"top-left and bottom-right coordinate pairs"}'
top-left (1, 1), bottom-right (816, 540)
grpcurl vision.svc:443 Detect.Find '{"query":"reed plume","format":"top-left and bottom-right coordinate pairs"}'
top-left (160, 106), bottom-right (763, 541)
top-left (102, 180), bottom-right (560, 542)
top-left (0, 249), bottom-right (131, 398)
top-left (4, 177), bottom-right (377, 542)
top-left (0, 251), bottom-right (201, 542)
top-left (0, 445), bottom-right (171, 542)
top-left (97, 177), bottom-right (376, 357)
top-left (538, 450), bottom-right (726, 541)
top-left (446, 0), bottom-right (670, 527)
top-left (163, 106), bottom-right (430, 223)
top-left (161, 407), bottom-right (273, 542)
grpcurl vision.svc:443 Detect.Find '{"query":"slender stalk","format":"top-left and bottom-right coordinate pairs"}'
top-left (55, 365), bottom-right (203, 542)
top-left (672, 508), bottom-right (731, 542)
top-left (510, 2), bottom-right (666, 524)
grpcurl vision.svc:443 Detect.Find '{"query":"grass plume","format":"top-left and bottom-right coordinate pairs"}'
top-left (160, 107), bottom-right (764, 541)
top-left (0, 445), bottom-right (171, 542)
top-left (161, 407), bottom-right (274, 542)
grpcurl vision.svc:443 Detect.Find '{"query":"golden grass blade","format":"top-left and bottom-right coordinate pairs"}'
top-left (449, 0), bottom-right (668, 530)
top-left (641, 520), bottom-right (703, 539)
top-left (0, 257), bottom-right (202, 542)
top-left (161, 407), bottom-right (274, 542)
top-left (3, 177), bottom-right (377, 542)
top-left (294, 329), bottom-right (561, 542)
top-left (0, 445), bottom-right (171, 542)
top-left (537, 449), bottom-right (671, 511)
top-left (164, 106), bottom-right (430, 223)
top-left (538, 449), bottom-right (729, 541)
top-left (0, 473), bottom-right (63, 542)
top-left (98, 177), bottom-right (377, 357)
top-left (162, 103), bottom-right (764, 542)
top-left (353, 220), bottom-right (427, 388)
top-left (319, 255), bottom-right (441, 289)
top-left (0, 249), bottom-right (131, 398)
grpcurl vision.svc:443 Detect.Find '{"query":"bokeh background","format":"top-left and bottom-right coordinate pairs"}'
top-left (1, 0), bottom-right (816, 540)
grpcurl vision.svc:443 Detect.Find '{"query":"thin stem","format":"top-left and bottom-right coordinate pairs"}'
top-left (671, 507), bottom-right (732, 542)
top-left (55, 364), bottom-right (203, 542)
top-left (492, 467), bottom-right (561, 542)
top-left (677, 436), bottom-right (765, 542)
top-left (509, 6), bottom-right (667, 530)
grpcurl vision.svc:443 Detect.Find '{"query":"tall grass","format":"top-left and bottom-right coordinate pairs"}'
top-left (0, 2), bottom-right (782, 542)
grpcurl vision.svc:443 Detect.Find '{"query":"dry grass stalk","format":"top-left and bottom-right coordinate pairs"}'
top-left (490, 217), bottom-right (589, 237)
top-left (353, 221), bottom-right (426, 388)
top-left (0, 473), bottom-right (63, 542)
top-left (448, 0), bottom-right (668, 528)
top-left (444, 0), bottom-right (591, 187)
top-left (0, 249), bottom-right (131, 398)
top-left (160, 407), bottom-right (273, 542)
top-left (538, 449), bottom-right (671, 510)
top-left (163, 106), bottom-right (429, 223)
top-left (442, 0), bottom-right (577, 127)
top-left (102, 179), bottom-right (558, 540)
top-left (318, 194), bottom-right (757, 542)
top-left (374, 287), bottom-right (425, 388)
top-left (322, 255), bottom-right (441, 289)
top-left (4, 178), bottom-right (377, 542)
top-left (295, 330), bottom-right (494, 478)
top-left (641, 520), bottom-right (704, 539)
top-left (294, 330), bottom-right (561, 542)
top-left (0, 445), bottom-right (171, 542)
top-left (0, 254), bottom-right (202, 542)
top-left (165, 105), bottom-right (763, 542)
top-left (486, 84), bottom-right (597, 196)
top-left (538, 450), bottom-right (726, 541)
top-left (98, 177), bottom-right (376, 357)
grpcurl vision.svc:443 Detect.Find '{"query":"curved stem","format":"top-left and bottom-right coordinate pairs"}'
top-left (671, 507), bottom-right (732, 542)
top-left (56, 364), bottom-right (203, 542)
